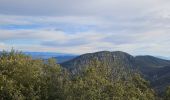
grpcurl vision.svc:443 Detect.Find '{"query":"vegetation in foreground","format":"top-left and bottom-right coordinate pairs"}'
top-left (0, 50), bottom-right (170, 100)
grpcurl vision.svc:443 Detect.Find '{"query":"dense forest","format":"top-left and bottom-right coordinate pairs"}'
top-left (0, 50), bottom-right (170, 100)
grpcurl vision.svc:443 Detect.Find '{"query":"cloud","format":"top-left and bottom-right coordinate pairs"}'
top-left (42, 39), bottom-right (89, 47)
top-left (0, 27), bottom-right (170, 56)
top-left (0, 0), bottom-right (169, 16)
top-left (0, 0), bottom-right (170, 56)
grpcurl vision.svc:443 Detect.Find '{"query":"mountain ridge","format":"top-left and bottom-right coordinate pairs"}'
top-left (61, 51), bottom-right (170, 94)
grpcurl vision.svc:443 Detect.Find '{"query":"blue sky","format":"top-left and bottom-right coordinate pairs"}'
top-left (0, 0), bottom-right (170, 56)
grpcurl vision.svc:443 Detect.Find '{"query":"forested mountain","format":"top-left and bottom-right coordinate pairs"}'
top-left (135, 56), bottom-right (170, 68)
top-left (134, 56), bottom-right (170, 94)
top-left (61, 51), bottom-right (136, 73)
top-left (53, 56), bottom-right (76, 63)
top-left (61, 51), bottom-right (170, 95)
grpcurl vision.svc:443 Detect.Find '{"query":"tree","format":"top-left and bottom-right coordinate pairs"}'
top-left (0, 50), bottom-right (69, 100)
top-left (68, 59), bottom-right (155, 100)
top-left (164, 86), bottom-right (170, 100)
top-left (41, 58), bottom-right (69, 100)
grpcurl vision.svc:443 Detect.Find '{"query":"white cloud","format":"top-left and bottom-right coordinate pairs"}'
top-left (0, 0), bottom-right (169, 16)
top-left (0, 0), bottom-right (170, 56)
top-left (0, 27), bottom-right (170, 56)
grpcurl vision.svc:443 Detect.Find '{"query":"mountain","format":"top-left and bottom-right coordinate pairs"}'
top-left (24, 52), bottom-right (76, 59)
top-left (134, 56), bottom-right (170, 94)
top-left (157, 56), bottom-right (170, 60)
top-left (53, 56), bottom-right (76, 63)
top-left (61, 51), bottom-right (136, 74)
top-left (23, 52), bottom-right (77, 63)
top-left (0, 51), bottom-right (77, 63)
top-left (61, 51), bottom-right (170, 94)
top-left (135, 55), bottom-right (170, 68)
top-left (134, 55), bottom-right (170, 76)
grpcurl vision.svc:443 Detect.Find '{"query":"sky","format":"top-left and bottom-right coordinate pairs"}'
top-left (0, 0), bottom-right (170, 56)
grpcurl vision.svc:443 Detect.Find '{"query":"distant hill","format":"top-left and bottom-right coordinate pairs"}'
top-left (135, 55), bottom-right (170, 68)
top-left (53, 56), bottom-right (76, 63)
top-left (0, 51), bottom-right (77, 63)
top-left (23, 52), bottom-right (76, 58)
top-left (23, 52), bottom-right (77, 63)
top-left (157, 56), bottom-right (170, 60)
top-left (61, 51), bottom-right (136, 73)
top-left (61, 51), bottom-right (170, 94)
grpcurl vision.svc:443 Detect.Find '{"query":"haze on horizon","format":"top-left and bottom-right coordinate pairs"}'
top-left (0, 0), bottom-right (170, 57)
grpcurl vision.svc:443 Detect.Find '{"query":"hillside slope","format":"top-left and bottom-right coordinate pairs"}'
top-left (61, 51), bottom-right (135, 73)
top-left (61, 51), bottom-right (170, 94)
